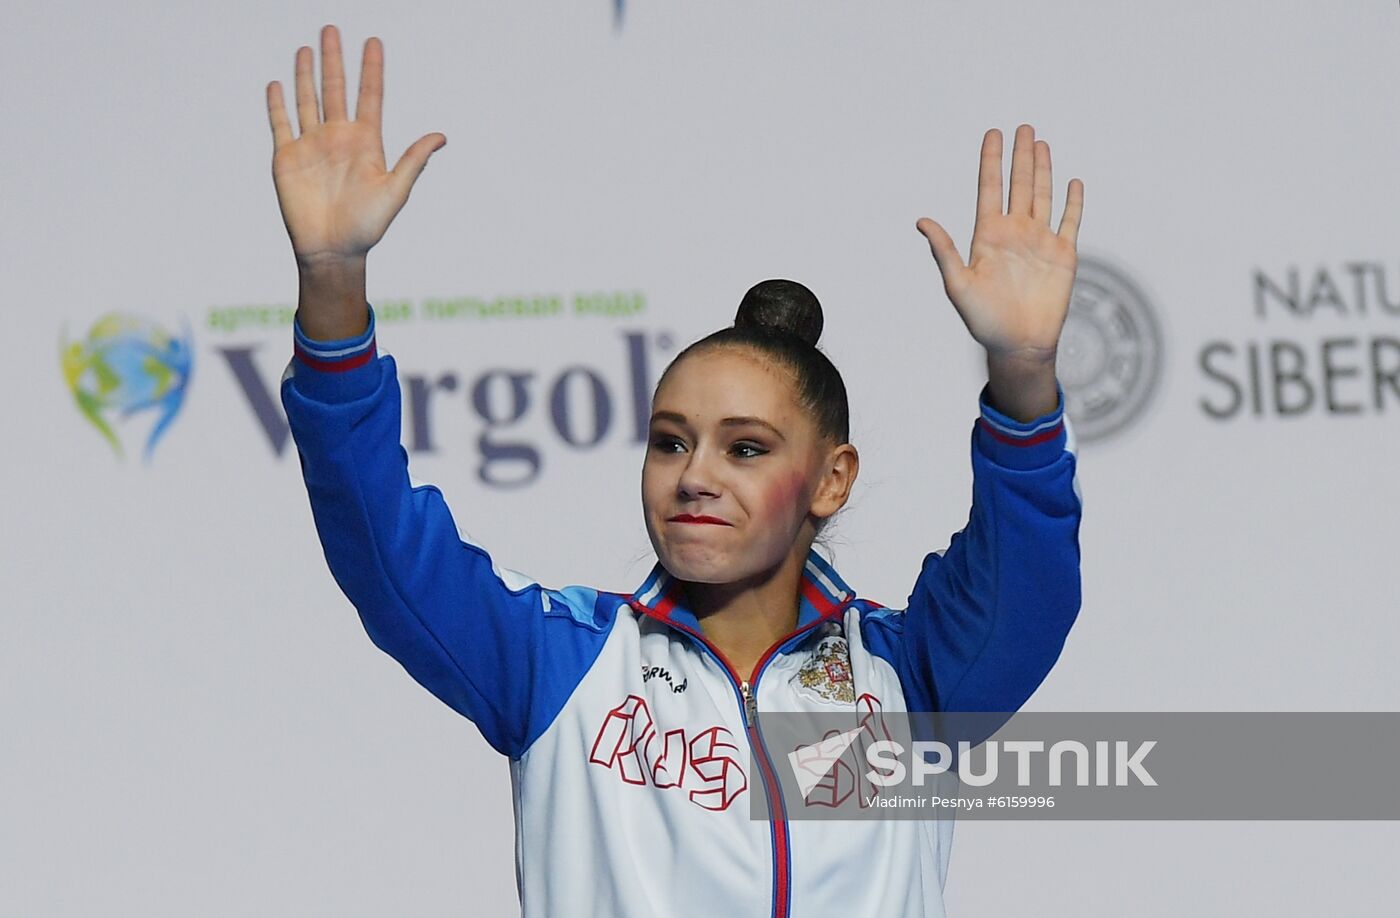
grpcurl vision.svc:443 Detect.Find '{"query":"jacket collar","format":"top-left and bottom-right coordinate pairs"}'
top-left (626, 546), bottom-right (856, 633)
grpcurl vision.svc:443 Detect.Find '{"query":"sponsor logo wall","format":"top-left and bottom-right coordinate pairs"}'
top-left (7, 3), bottom-right (1399, 916)
top-left (1199, 262), bottom-right (1400, 419)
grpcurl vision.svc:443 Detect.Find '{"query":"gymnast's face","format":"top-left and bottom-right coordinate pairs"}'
top-left (641, 347), bottom-right (835, 586)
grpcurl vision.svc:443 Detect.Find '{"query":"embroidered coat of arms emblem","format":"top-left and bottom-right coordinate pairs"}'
top-left (791, 625), bottom-right (855, 705)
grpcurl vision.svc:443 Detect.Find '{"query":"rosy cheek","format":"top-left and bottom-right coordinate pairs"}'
top-left (762, 470), bottom-right (811, 523)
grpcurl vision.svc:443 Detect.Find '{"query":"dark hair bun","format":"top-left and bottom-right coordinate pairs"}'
top-left (734, 279), bottom-right (823, 347)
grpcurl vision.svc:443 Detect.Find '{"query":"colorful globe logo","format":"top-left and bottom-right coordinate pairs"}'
top-left (59, 314), bottom-right (194, 462)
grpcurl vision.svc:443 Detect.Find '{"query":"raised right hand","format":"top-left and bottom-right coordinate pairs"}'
top-left (266, 24), bottom-right (445, 265)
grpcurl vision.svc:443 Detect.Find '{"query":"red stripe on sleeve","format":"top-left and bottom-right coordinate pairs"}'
top-left (978, 417), bottom-right (1064, 447)
top-left (293, 341), bottom-right (377, 373)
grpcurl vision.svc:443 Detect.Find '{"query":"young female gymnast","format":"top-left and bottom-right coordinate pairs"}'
top-left (269, 24), bottom-right (1083, 918)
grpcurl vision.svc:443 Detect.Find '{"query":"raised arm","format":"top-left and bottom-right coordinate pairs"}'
top-left (864, 125), bottom-right (1084, 717)
top-left (917, 124), bottom-right (1083, 423)
top-left (266, 24), bottom-right (445, 340)
top-left (269, 27), bottom-right (614, 758)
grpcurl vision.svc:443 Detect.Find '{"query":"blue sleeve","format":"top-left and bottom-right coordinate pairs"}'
top-left (862, 383), bottom-right (1082, 717)
top-left (279, 304), bottom-right (618, 759)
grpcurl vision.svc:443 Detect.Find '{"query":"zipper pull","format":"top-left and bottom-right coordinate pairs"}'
top-left (741, 680), bottom-right (759, 727)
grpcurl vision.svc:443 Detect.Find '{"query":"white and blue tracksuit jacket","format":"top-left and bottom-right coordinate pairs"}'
top-left (280, 305), bottom-right (1083, 918)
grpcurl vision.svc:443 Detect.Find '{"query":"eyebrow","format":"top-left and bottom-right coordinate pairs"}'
top-left (649, 411), bottom-right (787, 442)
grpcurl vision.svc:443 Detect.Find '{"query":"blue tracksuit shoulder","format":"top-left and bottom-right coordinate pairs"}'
top-left (280, 305), bottom-right (619, 759)
top-left (859, 386), bottom-right (1082, 715)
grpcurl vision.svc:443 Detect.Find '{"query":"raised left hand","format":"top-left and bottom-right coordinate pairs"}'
top-left (916, 124), bottom-right (1084, 366)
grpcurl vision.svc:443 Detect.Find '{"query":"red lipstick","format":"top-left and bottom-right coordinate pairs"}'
top-left (670, 514), bottom-right (731, 525)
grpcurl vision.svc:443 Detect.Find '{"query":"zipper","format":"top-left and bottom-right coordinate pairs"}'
top-left (691, 621), bottom-right (836, 918)
top-left (741, 672), bottom-right (791, 918)
top-left (740, 679), bottom-right (759, 727)
top-left (626, 598), bottom-right (853, 918)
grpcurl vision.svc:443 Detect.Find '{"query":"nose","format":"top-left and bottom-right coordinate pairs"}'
top-left (677, 447), bottom-right (719, 501)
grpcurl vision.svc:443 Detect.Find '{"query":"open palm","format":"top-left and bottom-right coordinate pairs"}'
top-left (916, 124), bottom-right (1084, 363)
top-left (266, 25), bottom-right (445, 263)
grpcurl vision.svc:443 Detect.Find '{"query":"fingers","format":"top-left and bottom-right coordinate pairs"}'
top-left (1007, 123), bottom-right (1035, 216)
top-left (975, 128), bottom-right (1003, 222)
top-left (390, 132), bottom-right (448, 199)
top-left (915, 218), bottom-right (968, 295)
top-left (1057, 178), bottom-right (1085, 246)
top-left (293, 45), bottom-right (319, 135)
top-left (355, 37), bottom-right (384, 132)
top-left (1031, 139), bottom-right (1051, 225)
top-left (320, 25), bottom-right (348, 122)
top-left (267, 81), bottom-right (293, 149)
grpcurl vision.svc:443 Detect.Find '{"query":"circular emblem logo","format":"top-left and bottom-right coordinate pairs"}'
top-left (1057, 255), bottom-right (1164, 443)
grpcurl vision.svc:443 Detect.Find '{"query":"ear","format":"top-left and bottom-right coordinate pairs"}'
top-left (809, 442), bottom-right (859, 520)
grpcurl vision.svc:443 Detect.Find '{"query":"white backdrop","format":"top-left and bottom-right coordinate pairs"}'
top-left (4, 1), bottom-right (1398, 915)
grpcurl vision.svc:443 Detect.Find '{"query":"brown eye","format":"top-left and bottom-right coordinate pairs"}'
top-left (731, 442), bottom-right (766, 459)
top-left (650, 436), bottom-right (683, 453)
